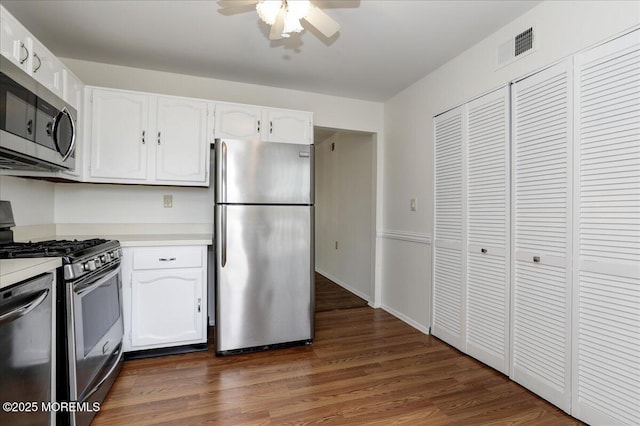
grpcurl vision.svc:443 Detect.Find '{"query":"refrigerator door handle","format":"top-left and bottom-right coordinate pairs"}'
top-left (221, 205), bottom-right (227, 267)
top-left (221, 141), bottom-right (227, 203)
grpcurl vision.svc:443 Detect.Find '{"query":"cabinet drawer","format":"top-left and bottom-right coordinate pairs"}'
top-left (132, 246), bottom-right (203, 270)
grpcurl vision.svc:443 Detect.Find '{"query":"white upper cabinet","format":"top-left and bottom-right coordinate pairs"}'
top-left (214, 103), bottom-right (262, 139)
top-left (214, 103), bottom-right (313, 144)
top-left (89, 88), bottom-right (149, 181)
top-left (29, 37), bottom-right (63, 97)
top-left (511, 59), bottom-right (573, 413)
top-left (0, 6), bottom-right (71, 100)
top-left (87, 87), bottom-right (211, 186)
top-left (155, 97), bottom-right (209, 184)
top-left (263, 108), bottom-right (313, 144)
top-left (62, 68), bottom-right (84, 110)
top-left (0, 6), bottom-right (30, 72)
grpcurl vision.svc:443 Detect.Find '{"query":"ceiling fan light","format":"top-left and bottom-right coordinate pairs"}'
top-left (283, 13), bottom-right (304, 34)
top-left (256, 0), bottom-right (282, 25)
top-left (286, 0), bottom-right (311, 20)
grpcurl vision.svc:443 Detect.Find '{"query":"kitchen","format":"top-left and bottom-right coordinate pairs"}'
top-left (1, 1), bottom-right (638, 425)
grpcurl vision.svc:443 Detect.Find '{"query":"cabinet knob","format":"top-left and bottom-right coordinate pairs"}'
top-left (158, 257), bottom-right (176, 262)
top-left (533, 256), bottom-right (541, 263)
top-left (142, 130), bottom-right (146, 144)
top-left (197, 298), bottom-right (201, 313)
top-left (481, 248), bottom-right (488, 254)
top-left (157, 131), bottom-right (161, 145)
top-left (270, 121), bottom-right (273, 134)
top-left (257, 120), bottom-right (261, 133)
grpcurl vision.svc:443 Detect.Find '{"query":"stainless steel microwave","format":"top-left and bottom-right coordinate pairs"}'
top-left (0, 59), bottom-right (76, 171)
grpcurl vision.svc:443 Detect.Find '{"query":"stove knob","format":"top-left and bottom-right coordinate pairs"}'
top-left (100, 255), bottom-right (107, 263)
top-left (82, 262), bottom-right (91, 272)
top-left (87, 260), bottom-right (97, 271)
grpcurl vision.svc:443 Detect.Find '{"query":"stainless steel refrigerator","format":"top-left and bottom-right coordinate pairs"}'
top-left (214, 138), bottom-right (314, 355)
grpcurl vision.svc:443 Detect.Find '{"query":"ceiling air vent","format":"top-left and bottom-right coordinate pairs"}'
top-left (496, 26), bottom-right (536, 69)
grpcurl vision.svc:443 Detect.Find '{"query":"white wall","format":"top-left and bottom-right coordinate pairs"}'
top-left (54, 62), bottom-right (385, 302)
top-left (381, 1), bottom-right (640, 330)
top-left (62, 58), bottom-right (383, 134)
top-left (315, 132), bottom-right (374, 301)
top-left (0, 176), bottom-right (55, 225)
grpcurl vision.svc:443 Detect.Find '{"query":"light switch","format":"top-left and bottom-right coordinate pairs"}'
top-left (410, 198), bottom-right (417, 211)
top-left (163, 194), bottom-right (173, 208)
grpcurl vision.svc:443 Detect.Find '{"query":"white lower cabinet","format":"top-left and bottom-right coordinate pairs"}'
top-left (122, 245), bottom-right (207, 352)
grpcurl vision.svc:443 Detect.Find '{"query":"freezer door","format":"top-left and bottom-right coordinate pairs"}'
top-left (215, 139), bottom-right (313, 204)
top-left (215, 204), bottom-right (314, 353)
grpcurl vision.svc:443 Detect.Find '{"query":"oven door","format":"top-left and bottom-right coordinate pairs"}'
top-left (68, 261), bottom-right (123, 404)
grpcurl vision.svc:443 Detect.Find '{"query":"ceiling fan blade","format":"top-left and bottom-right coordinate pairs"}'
top-left (303, 5), bottom-right (340, 38)
top-left (269, 8), bottom-right (285, 40)
top-left (217, 0), bottom-right (259, 7)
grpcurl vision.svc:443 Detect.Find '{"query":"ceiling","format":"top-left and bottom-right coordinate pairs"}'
top-left (3, 0), bottom-right (540, 102)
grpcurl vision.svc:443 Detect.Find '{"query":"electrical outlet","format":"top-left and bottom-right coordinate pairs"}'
top-left (163, 194), bottom-right (173, 208)
top-left (410, 198), bottom-right (417, 211)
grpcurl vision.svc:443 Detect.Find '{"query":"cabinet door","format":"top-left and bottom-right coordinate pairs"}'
top-left (571, 30), bottom-right (640, 426)
top-left (214, 103), bottom-right (262, 139)
top-left (89, 89), bottom-right (149, 180)
top-left (155, 97), bottom-right (209, 184)
top-left (30, 37), bottom-right (62, 97)
top-left (264, 109), bottom-right (312, 144)
top-left (432, 105), bottom-right (466, 351)
top-left (466, 87), bottom-right (510, 374)
top-left (0, 7), bottom-right (30, 71)
top-left (131, 268), bottom-right (205, 347)
top-left (511, 60), bottom-right (573, 412)
top-left (62, 69), bottom-right (83, 110)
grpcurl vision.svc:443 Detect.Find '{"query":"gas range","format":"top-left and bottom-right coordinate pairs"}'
top-left (0, 200), bottom-right (124, 426)
top-left (0, 238), bottom-right (122, 281)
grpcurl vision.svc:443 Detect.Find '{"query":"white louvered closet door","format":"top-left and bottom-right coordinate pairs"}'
top-left (466, 87), bottom-right (510, 375)
top-left (572, 30), bottom-right (640, 426)
top-left (511, 60), bottom-right (573, 412)
top-left (433, 106), bottom-right (466, 351)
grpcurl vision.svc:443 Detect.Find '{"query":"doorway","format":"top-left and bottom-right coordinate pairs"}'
top-left (313, 127), bottom-right (376, 310)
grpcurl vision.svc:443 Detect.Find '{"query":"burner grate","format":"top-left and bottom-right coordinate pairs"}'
top-left (0, 239), bottom-right (109, 259)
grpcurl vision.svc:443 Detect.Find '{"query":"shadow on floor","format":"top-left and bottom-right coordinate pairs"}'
top-left (315, 272), bottom-right (369, 312)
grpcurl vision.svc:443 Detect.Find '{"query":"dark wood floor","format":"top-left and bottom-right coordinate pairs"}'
top-left (315, 272), bottom-right (369, 312)
top-left (93, 307), bottom-right (581, 425)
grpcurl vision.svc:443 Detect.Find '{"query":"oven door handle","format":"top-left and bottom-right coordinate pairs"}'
top-left (81, 343), bottom-right (124, 402)
top-left (74, 264), bottom-right (120, 296)
top-left (0, 289), bottom-right (49, 326)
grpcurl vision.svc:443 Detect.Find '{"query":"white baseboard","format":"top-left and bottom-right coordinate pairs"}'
top-left (315, 268), bottom-right (372, 303)
top-left (380, 304), bottom-right (430, 335)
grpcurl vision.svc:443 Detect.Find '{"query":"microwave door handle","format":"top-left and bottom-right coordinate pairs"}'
top-left (0, 289), bottom-right (49, 326)
top-left (53, 107), bottom-right (76, 161)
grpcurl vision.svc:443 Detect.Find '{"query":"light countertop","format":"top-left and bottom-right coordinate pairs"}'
top-left (0, 257), bottom-right (62, 289)
top-left (57, 233), bottom-right (212, 247)
top-left (4, 225), bottom-right (212, 287)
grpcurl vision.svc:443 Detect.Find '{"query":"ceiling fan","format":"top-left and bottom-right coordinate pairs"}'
top-left (217, 0), bottom-right (341, 40)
